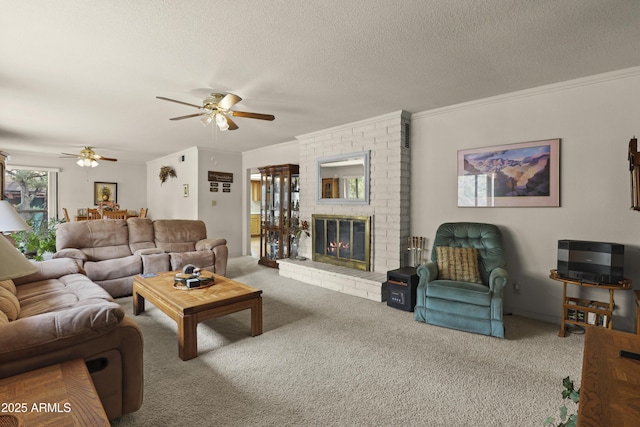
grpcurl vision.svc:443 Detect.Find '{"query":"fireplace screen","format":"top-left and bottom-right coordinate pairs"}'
top-left (312, 214), bottom-right (370, 271)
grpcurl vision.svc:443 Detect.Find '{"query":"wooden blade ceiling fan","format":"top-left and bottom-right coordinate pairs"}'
top-left (60, 146), bottom-right (117, 167)
top-left (156, 93), bottom-right (275, 131)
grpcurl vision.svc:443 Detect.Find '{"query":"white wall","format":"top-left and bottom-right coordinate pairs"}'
top-left (410, 67), bottom-right (640, 332)
top-left (145, 146), bottom-right (243, 256)
top-left (198, 147), bottom-right (243, 256)
top-left (6, 152), bottom-right (146, 220)
top-left (146, 147), bottom-right (198, 220)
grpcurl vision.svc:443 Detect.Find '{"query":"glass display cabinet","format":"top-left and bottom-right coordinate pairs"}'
top-left (258, 164), bottom-right (300, 268)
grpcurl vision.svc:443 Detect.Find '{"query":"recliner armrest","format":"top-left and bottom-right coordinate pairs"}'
top-left (489, 267), bottom-right (509, 295)
top-left (0, 302), bottom-right (124, 363)
top-left (417, 261), bottom-right (438, 283)
top-left (196, 238), bottom-right (227, 251)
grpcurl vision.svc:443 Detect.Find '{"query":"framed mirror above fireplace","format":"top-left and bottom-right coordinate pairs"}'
top-left (317, 151), bottom-right (369, 204)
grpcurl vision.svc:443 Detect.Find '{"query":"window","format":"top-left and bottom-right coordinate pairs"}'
top-left (344, 176), bottom-right (364, 200)
top-left (4, 166), bottom-right (59, 226)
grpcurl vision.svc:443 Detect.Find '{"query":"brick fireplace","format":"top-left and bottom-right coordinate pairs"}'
top-left (278, 110), bottom-right (411, 302)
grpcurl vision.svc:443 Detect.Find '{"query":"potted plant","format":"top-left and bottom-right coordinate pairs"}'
top-left (14, 218), bottom-right (62, 261)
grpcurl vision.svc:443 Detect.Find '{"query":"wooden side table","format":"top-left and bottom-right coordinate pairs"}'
top-left (0, 359), bottom-right (109, 426)
top-left (549, 269), bottom-right (632, 337)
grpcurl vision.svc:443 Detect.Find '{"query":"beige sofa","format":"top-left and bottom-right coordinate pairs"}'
top-left (0, 258), bottom-right (143, 420)
top-left (54, 218), bottom-right (228, 297)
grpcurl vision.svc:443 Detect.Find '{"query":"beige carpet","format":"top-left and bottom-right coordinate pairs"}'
top-left (111, 256), bottom-right (583, 427)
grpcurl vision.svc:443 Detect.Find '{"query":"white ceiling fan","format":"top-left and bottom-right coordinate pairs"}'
top-left (156, 92), bottom-right (275, 131)
top-left (60, 146), bottom-right (118, 167)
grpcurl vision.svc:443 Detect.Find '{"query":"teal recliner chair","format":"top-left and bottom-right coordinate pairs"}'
top-left (414, 222), bottom-right (509, 338)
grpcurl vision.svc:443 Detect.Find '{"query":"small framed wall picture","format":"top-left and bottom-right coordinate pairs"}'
top-left (183, 184), bottom-right (189, 197)
top-left (94, 182), bottom-right (117, 205)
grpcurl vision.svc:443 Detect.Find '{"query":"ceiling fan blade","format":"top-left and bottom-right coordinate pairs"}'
top-left (226, 116), bottom-right (239, 130)
top-left (60, 152), bottom-right (80, 158)
top-left (156, 96), bottom-right (202, 109)
top-left (95, 156), bottom-right (118, 162)
top-left (217, 93), bottom-right (242, 110)
top-left (230, 110), bottom-right (275, 121)
top-left (169, 113), bottom-right (206, 121)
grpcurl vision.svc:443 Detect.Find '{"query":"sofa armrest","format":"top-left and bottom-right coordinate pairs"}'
top-left (0, 302), bottom-right (124, 363)
top-left (53, 248), bottom-right (88, 262)
top-left (12, 258), bottom-right (84, 286)
top-left (196, 238), bottom-right (227, 251)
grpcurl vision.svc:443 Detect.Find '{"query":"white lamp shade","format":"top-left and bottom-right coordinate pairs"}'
top-left (0, 234), bottom-right (38, 280)
top-left (0, 200), bottom-right (30, 232)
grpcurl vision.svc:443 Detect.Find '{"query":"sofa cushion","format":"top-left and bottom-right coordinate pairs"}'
top-left (56, 219), bottom-right (132, 261)
top-left (0, 287), bottom-right (20, 321)
top-left (13, 258), bottom-right (84, 286)
top-left (436, 246), bottom-right (482, 284)
top-left (127, 217), bottom-right (157, 253)
top-left (153, 220), bottom-right (207, 252)
top-left (426, 279), bottom-right (491, 306)
top-left (0, 310), bottom-right (8, 325)
top-left (0, 279), bottom-right (16, 295)
top-left (17, 273), bottom-right (114, 318)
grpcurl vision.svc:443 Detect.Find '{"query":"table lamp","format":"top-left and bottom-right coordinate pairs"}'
top-left (0, 200), bottom-right (31, 246)
top-left (0, 231), bottom-right (37, 279)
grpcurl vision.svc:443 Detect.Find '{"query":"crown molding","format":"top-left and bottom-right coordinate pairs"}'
top-left (296, 110), bottom-right (409, 140)
top-left (413, 66), bottom-right (640, 120)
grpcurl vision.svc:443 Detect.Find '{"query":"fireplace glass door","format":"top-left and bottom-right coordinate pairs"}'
top-left (312, 214), bottom-right (370, 271)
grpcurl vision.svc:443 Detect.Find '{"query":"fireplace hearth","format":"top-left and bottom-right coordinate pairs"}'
top-left (312, 214), bottom-right (371, 271)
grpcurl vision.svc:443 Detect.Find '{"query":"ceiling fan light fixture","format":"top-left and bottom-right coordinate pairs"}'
top-left (215, 113), bottom-right (229, 131)
top-left (77, 158), bottom-right (98, 167)
top-left (200, 113), bottom-right (213, 127)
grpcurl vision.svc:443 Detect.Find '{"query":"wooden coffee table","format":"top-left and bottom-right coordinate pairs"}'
top-left (0, 359), bottom-right (109, 426)
top-left (133, 271), bottom-right (263, 361)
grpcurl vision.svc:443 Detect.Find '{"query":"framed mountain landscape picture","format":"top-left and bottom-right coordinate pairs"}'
top-left (457, 139), bottom-right (560, 207)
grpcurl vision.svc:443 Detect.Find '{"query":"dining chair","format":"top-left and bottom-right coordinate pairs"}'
top-left (139, 208), bottom-right (148, 219)
top-left (62, 208), bottom-right (70, 222)
top-left (87, 208), bottom-right (102, 220)
top-left (102, 210), bottom-right (128, 220)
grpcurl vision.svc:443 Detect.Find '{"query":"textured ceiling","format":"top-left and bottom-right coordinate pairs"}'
top-left (2, 1), bottom-right (640, 163)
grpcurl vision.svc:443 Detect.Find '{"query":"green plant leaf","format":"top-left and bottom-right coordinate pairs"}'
top-left (569, 390), bottom-right (580, 404)
top-left (559, 405), bottom-right (568, 421)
